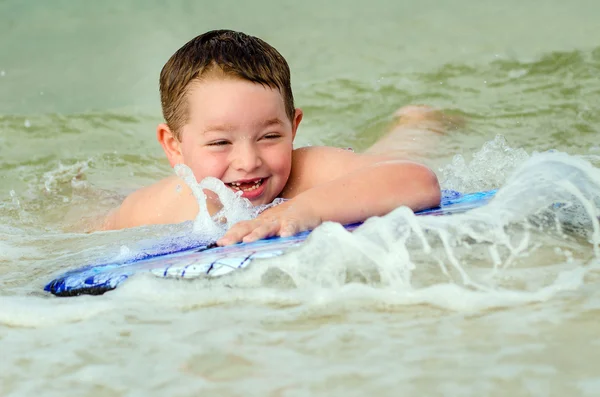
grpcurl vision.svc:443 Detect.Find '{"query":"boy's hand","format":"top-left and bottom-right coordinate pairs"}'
top-left (216, 200), bottom-right (321, 246)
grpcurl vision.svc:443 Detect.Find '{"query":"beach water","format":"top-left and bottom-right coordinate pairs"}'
top-left (1, 1), bottom-right (600, 395)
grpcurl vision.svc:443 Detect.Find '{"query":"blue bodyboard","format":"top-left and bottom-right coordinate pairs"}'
top-left (45, 189), bottom-right (497, 297)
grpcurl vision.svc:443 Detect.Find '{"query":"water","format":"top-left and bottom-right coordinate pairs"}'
top-left (2, 0), bottom-right (600, 395)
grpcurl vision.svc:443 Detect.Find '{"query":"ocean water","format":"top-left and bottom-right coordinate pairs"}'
top-left (1, 0), bottom-right (600, 396)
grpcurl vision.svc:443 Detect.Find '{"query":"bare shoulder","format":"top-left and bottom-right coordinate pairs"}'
top-left (282, 146), bottom-right (391, 197)
top-left (102, 175), bottom-right (198, 230)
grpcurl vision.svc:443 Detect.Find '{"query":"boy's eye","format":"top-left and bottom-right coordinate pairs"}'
top-left (263, 133), bottom-right (281, 140)
top-left (208, 140), bottom-right (230, 146)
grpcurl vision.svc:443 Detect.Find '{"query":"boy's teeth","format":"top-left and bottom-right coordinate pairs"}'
top-left (228, 178), bottom-right (263, 192)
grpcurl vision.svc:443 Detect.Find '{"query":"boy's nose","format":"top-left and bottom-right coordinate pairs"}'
top-left (232, 144), bottom-right (262, 172)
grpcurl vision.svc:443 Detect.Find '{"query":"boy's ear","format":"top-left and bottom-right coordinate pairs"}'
top-left (291, 108), bottom-right (303, 141)
top-left (157, 123), bottom-right (183, 167)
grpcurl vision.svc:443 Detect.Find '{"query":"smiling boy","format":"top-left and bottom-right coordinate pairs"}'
top-left (102, 30), bottom-right (442, 245)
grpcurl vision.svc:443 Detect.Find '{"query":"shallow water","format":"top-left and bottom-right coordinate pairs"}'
top-left (1, 0), bottom-right (600, 396)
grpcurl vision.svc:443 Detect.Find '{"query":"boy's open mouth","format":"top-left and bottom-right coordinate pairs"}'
top-left (226, 178), bottom-right (266, 193)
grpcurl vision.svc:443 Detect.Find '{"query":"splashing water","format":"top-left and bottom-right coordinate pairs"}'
top-left (174, 164), bottom-right (252, 240)
top-left (440, 135), bottom-right (530, 192)
top-left (219, 148), bottom-right (600, 307)
top-left (173, 164), bottom-right (284, 241)
top-left (42, 160), bottom-right (91, 192)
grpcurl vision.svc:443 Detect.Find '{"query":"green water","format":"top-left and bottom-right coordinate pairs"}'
top-left (1, 1), bottom-right (600, 396)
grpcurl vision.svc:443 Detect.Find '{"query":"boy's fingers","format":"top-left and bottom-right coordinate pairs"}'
top-left (279, 221), bottom-right (299, 238)
top-left (242, 222), bottom-right (279, 243)
top-left (217, 220), bottom-right (257, 246)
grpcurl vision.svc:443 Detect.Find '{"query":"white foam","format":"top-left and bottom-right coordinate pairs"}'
top-left (440, 134), bottom-right (530, 191)
top-left (174, 164), bottom-right (254, 241)
top-left (42, 160), bottom-right (91, 193)
top-left (0, 296), bottom-right (113, 328)
top-left (174, 164), bottom-right (286, 241)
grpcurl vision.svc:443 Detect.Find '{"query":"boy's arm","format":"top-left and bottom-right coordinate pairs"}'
top-left (287, 146), bottom-right (440, 220)
top-left (217, 146), bottom-right (440, 245)
top-left (284, 146), bottom-right (440, 211)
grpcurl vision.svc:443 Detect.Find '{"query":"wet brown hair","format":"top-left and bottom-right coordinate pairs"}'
top-left (159, 30), bottom-right (295, 140)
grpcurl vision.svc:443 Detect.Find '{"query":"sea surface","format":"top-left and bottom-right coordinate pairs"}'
top-left (1, 1), bottom-right (600, 396)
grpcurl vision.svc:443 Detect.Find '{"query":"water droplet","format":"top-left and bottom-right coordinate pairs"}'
top-left (0, 70), bottom-right (5, 77)
top-left (24, 120), bottom-right (31, 128)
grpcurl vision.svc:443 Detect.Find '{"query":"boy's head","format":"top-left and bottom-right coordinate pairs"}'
top-left (159, 29), bottom-right (296, 140)
top-left (157, 30), bottom-right (303, 206)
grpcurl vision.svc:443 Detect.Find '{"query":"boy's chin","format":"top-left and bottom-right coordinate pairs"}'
top-left (250, 191), bottom-right (282, 207)
top-left (248, 195), bottom-right (274, 207)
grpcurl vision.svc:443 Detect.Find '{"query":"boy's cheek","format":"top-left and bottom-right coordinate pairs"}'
top-left (186, 158), bottom-right (224, 180)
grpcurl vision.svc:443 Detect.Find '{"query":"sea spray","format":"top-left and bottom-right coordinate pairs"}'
top-left (174, 164), bottom-right (285, 241)
top-left (230, 149), bottom-right (600, 295)
top-left (439, 135), bottom-right (530, 192)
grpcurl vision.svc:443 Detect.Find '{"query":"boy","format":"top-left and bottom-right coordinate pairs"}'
top-left (102, 30), bottom-right (442, 246)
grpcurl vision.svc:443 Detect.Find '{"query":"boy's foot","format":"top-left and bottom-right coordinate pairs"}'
top-left (391, 105), bottom-right (465, 135)
top-left (365, 105), bottom-right (464, 159)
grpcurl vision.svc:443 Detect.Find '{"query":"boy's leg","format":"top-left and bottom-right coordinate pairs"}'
top-left (365, 105), bottom-right (462, 161)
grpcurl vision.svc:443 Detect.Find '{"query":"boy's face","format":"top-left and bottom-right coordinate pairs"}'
top-left (165, 77), bottom-right (302, 206)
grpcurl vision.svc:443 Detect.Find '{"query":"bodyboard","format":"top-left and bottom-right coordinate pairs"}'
top-left (45, 189), bottom-right (497, 296)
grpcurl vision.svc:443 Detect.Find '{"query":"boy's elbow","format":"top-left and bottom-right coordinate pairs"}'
top-left (418, 166), bottom-right (441, 210)
top-left (390, 162), bottom-right (441, 212)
